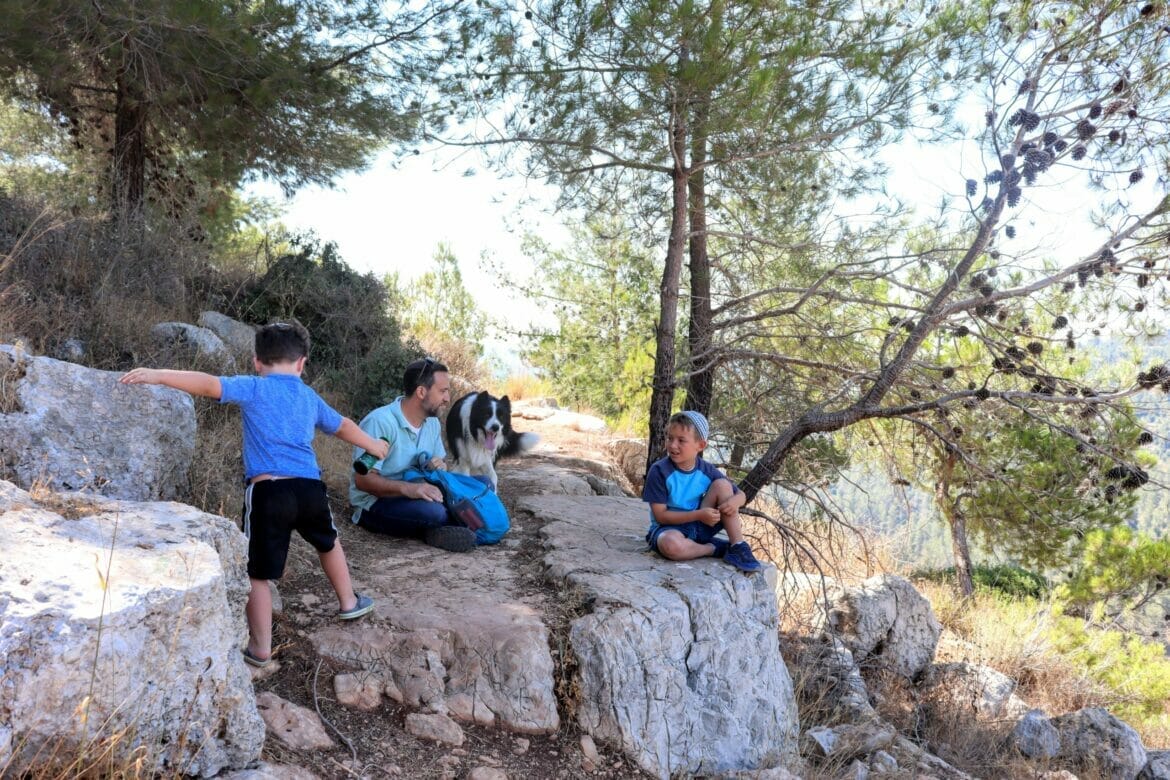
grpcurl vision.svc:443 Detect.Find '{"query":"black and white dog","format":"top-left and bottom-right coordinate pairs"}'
top-left (445, 391), bottom-right (539, 489)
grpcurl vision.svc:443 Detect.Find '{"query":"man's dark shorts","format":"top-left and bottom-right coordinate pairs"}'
top-left (242, 478), bottom-right (336, 580)
top-left (646, 520), bottom-right (725, 554)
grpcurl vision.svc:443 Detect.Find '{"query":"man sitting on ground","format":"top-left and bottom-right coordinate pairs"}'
top-left (349, 358), bottom-right (477, 552)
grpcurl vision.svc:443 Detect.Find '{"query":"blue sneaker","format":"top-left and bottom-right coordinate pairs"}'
top-left (339, 593), bottom-right (374, 620)
top-left (709, 538), bottom-right (730, 558)
top-left (724, 542), bottom-right (763, 573)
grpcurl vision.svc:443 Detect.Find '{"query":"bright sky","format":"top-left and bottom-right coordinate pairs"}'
top-left (248, 148), bottom-right (564, 331)
top-left (249, 108), bottom-right (1161, 378)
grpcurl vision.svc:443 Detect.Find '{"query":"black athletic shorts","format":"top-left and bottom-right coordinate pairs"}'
top-left (242, 478), bottom-right (337, 580)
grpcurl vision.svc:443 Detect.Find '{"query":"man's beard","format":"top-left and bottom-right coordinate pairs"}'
top-left (422, 398), bottom-right (443, 418)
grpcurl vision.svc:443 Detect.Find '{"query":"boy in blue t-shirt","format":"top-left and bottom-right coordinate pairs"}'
top-left (642, 411), bottom-right (762, 572)
top-left (121, 322), bottom-right (390, 668)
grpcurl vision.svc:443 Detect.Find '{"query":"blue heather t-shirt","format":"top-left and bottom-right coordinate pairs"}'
top-left (641, 456), bottom-right (739, 536)
top-left (218, 373), bottom-right (343, 482)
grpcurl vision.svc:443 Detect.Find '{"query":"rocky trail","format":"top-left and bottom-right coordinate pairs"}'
top-left (243, 411), bottom-right (659, 780)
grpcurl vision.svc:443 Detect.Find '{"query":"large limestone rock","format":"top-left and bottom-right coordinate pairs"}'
top-left (0, 481), bottom-right (263, 776)
top-left (500, 462), bottom-right (596, 497)
top-left (311, 540), bottom-right (559, 735)
top-left (150, 322), bottom-right (233, 371)
top-left (0, 346), bottom-right (195, 501)
top-left (1140, 751), bottom-right (1170, 780)
top-left (920, 662), bottom-right (1029, 720)
top-left (519, 494), bottom-right (800, 779)
top-left (1051, 707), bottom-right (1147, 780)
top-left (1013, 709), bottom-right (1060, 760)
top-left (197, 311), bottom-right (256, 364)
top-left (606, 438), bottom-right (647, 493)
top-left (823, 574), bottom-right (941, 680)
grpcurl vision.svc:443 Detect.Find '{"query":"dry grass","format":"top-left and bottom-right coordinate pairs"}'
top-left (409, 330), bottom-right (491, 392)
top-left (498, 370), bottom-right (555, 402)
top-left (0, 196), bottom-right (213, 371)
top-left (917, 580), bottom-right (1170, 750)
top-left (0, 346), bottom-right (25, 413)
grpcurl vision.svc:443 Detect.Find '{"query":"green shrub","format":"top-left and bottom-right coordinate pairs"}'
top-left (1047, 614), bottom-right (1170, 730)
top-left (913, 563), bottom-right (1050, 599)
top-left (231, 238), bottom-right (419, 416)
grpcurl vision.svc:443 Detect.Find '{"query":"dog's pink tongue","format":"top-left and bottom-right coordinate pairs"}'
top-left (485, 432), bottom-right (497, 450)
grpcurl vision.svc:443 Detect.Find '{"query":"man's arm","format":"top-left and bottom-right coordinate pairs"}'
top-left (353, 471), bottom-right (442, 502)
top-left (120, 368), bottom-right (222, 399)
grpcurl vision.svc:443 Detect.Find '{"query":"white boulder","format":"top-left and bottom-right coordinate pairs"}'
top-left (0, 346), bottom-right (195, 501)
top-left (0, 481), bottom-right (263, 776)
top-left (523, 493), bottom-right (800, 778)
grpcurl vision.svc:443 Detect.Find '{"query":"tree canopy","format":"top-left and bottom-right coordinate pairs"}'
top-left (0, 0), bottom-right (448, 224)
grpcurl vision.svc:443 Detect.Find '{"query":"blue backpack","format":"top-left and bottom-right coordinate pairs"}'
top-left (401, 467), bottom-right (511, 545)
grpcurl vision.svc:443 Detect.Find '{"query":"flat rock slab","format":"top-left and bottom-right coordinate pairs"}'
top-left (0, 480), bottom-right (263, 777)
top-left (312, 539), bottom-right (558, 735)
top-left (517, 494), bottom-right (800, 779)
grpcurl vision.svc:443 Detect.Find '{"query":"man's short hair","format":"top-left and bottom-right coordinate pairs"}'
top-left (255, 321), bottom-right (310, 365)
top-left (404, 357), bottom-right (448, 396)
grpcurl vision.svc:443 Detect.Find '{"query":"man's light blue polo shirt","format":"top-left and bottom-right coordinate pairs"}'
top-left (348, 397), bottom-right (447, 522)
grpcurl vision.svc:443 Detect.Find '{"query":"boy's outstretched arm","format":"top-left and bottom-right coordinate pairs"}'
top-left (120, 368), bottom-right (222, 399)
top-left (335, 418), bottom-right (390, 461)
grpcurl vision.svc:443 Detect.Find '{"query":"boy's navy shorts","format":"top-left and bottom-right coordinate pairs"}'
top-left (242, 478), bottom-right (337, 580)
top-left (646, 520), bottom-right (724, 553)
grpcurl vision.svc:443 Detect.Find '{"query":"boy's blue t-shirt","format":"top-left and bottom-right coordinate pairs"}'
top-left (641, 456), bottom-right (738, 534)
top-left (218, 373), bottom-right (342, 482)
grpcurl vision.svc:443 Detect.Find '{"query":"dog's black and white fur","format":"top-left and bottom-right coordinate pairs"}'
top-left (446, 391), bottom-right (539, 489)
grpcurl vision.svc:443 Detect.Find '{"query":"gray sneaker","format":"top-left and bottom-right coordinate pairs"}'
top-left (339, 593), bottom-right (374, 620)
top-left (424, 525), bottom-right (477, 553)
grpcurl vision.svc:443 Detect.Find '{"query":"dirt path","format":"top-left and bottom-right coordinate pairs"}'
top-left (246, 415), bottom-right (649, 779)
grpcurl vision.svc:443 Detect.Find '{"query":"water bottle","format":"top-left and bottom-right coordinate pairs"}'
top-left (353, 437), bottom-right (391, 475)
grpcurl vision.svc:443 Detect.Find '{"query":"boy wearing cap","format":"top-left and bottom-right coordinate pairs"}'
top-left (641, 411), bottom-right (763, 572)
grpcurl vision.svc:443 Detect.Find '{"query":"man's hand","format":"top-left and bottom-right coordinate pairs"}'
top-left (427, 456), bottom-right (447, 471)
top-left (407, 482), bottom-right (444, 502)
top-left (697, 507), bottom-right (721, 526)
top-left (717, 491), bottom-right (747, 519)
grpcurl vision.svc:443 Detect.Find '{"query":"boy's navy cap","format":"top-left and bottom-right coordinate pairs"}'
top-left (680, 410), bottom-right (710, 441)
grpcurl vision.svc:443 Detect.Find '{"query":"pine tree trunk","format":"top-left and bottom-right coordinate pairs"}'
top-left (112, 69), bottom-right (147, 228)
top-left (936, 448), bottom-right (975, 597)
top-left (645, 103), bottom-right (689, 473)
top-left (684, 104), bottom-right (713, 417)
